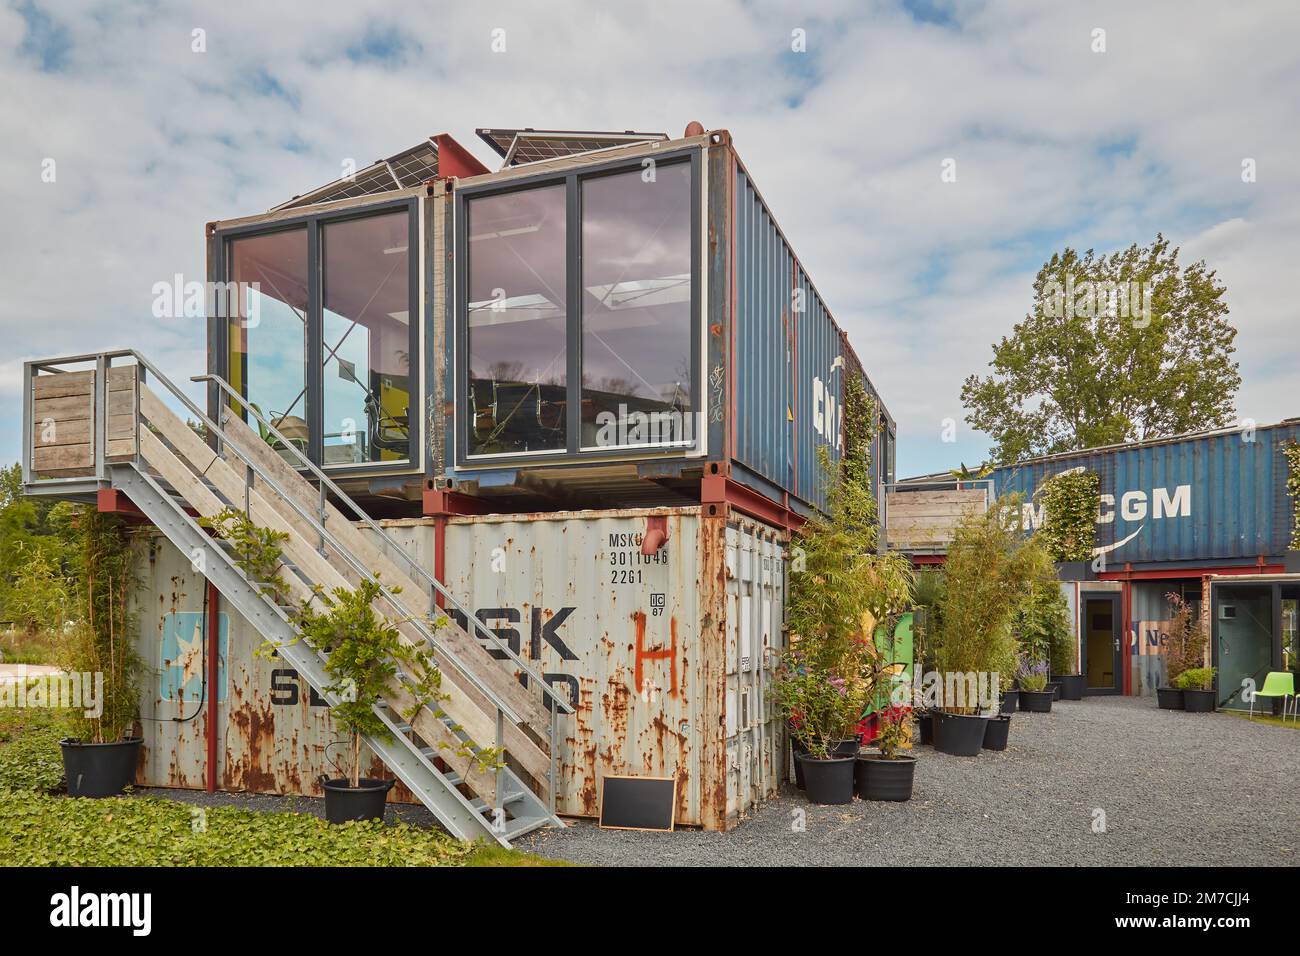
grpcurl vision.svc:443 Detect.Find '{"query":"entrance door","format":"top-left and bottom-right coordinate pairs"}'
top-left (1081, 593), bottom-right (1122, 695)
top-left (1214, 584), bottom-right (1275, 711)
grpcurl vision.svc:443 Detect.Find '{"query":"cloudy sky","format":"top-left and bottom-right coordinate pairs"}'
top-left (2, 0), bottom-right (1297, 478)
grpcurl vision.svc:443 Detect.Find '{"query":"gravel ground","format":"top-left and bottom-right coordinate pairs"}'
top-left (514, 696), bottom-right (1300, 866)
top-left (131, 697), bottom-right (1300, 866)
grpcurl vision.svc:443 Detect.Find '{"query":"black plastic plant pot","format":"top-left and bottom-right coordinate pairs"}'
top-left (855, 755), bottom-right (916, 801)
top-left (982, 714), bottom-right (1011, 751)
top-left (1019, 690), bottom-right (1054, 713)
top-left (1182, 689), bottom-right (1216, 713)
top-left (918, 713), bottom-right (935, 745)
top-left (1156, 687), bottom-right (1185, 710)
top-left (933, 712), bottom-right (985, 756)
top-left (796, 754), bottom-right (855, 805)
top-left (832, 737), bottom-right (861, 759)
top-left (320, 777), bottom-right (396, 824)
top-left (60, 738), bottom-right (142, 798)
top-left (1053, 674), bottom-right (1085, 700)
top-left (1047, 681), bottom-right (1062, 700)
top-left (999, 690), bottom-right (1020, 715)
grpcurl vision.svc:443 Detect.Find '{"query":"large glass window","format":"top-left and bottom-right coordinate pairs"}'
top-left (465, 184), bottom-right (568, 455)
top-left (223, 204), bottom-right (416, 469)
top-left (321, 211), bottom-right (412, 464)
top-left (227, 228), bottom-right (309, 461)
top-left (458, 156), bottom-right (697, 462)
top-left (580, 164), bottom-right (693, 449)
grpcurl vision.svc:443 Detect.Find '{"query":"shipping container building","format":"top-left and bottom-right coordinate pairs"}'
top-left (22, 123), bottom-right (890, 839)
top-left (890, 420), bottom-right (1300, 709)
top-left (203, 125), bottom-right (895, 529)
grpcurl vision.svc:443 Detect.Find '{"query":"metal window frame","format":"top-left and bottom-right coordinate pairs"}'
top-left (211, 196), bottom-right (421, 476)
top-left (453, 148), bottom-right (702, 469)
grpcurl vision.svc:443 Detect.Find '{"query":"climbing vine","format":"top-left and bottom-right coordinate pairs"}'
top-left (1036, 470), bottom-right (1099, 562)
top-left (1284, 441), bottom-right (1300, 551)
top-left (839, 374), bottom-right (879, 548)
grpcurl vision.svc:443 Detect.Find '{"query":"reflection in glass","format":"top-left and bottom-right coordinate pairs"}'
top-left (581, 163), bottom-right (692, 449)
top-left (321, 211), bottom-right (411, 464)
top-left (227, 228), bottom-right (309, 461)
top-left (466, 185), bottom-right (568, 454)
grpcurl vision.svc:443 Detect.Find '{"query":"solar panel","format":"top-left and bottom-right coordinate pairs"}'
top-left (476, 128), bottom-right (668, 168)
top-left (275, 138), bottom-right (439, 210)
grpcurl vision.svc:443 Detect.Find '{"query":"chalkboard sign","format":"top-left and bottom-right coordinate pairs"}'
top-left (598, 775), bottom-right (677, 831)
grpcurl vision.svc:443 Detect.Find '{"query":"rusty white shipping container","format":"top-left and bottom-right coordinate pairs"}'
top-left (129, 505), bottom-right (787, 830)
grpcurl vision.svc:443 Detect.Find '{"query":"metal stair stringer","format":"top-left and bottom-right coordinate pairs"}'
top-left (111, 462), bottom-right (526, 847)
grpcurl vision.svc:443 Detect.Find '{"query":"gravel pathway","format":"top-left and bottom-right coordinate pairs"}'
top-left (514, 696), bottom-right (1300, 866)
top-left (131, 697), bottom-right (1299, 866)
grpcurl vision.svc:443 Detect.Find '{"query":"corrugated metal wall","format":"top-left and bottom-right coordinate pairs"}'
top-left (993, 422), bottom-right (1300, 565)
top-left (421, 506), bottom-right (786, 828)
top-left (731, 163), bottom-right (853, 515)
top-left (130, 508), bottom-right (785, 830)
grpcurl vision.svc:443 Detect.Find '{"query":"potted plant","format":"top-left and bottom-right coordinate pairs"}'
top-left (292, 578), bottom-right (449, 823)
top-left (781, 432), bottom-right (913, 798)
top-left (855, 704), bottom-right (917, 801)
top-left (774, 653), bottom-right (863, 804)
top-left (931, 502), bottom-right (1022, 756)
top-left (1158, 594), bottom-right (1207, 710)
top-left (1017, 659), bottom-right (1054, 712)
top-left (1175, 667), bottom-right (1217, 712)
top-left (911, 570), bottom-right (944, 744)
top-left (58, 512), bottom-right (145, 798)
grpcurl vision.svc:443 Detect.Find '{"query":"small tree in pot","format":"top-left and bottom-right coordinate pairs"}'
top-left (932, 501), bottom-right (1022, 755)
top-left (293, 578), bottom-right (450, 823)
top-left (1159, 594), bottom-right (1207, 710)
top-left (58, 511), bottom-right (145, 798)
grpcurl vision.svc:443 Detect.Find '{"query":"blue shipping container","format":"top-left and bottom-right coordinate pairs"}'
top-left (992, 421), bottom-right (1300, 566)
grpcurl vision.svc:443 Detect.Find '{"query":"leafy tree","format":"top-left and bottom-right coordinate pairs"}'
top-left (962, 235), bottom-right (1239, 463)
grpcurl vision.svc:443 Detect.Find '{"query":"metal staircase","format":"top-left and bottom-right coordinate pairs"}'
top-left (22, 350), bottom-right (573, 847)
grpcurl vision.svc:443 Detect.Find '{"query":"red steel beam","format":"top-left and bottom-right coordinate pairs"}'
top-left (206, 581), bottom-right (220, 792)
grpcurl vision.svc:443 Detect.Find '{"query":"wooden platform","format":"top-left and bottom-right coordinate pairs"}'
top-left (30, 366), bottom-right (138, 477)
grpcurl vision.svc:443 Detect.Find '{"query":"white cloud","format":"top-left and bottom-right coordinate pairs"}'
top-left (1, 0), bottom-right (1297, 479)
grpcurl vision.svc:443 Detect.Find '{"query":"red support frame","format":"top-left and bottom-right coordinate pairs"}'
top-left (206, 582), bottom-right (220, 792)
top-left (700, 466), bottom-right (806, 531)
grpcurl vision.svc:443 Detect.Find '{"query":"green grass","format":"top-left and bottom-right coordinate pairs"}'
top-left (0, 704), bottom-right (565, 867)
top-left (0, 791), bottom-right (564, 866)
top-left (1223, 709), bottom-right (1300, 730)
top-left (0, 629), bottom-right (63, 666)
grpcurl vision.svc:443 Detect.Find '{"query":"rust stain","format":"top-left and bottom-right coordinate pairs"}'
top-left (632, 611), bottom-right (678, 697)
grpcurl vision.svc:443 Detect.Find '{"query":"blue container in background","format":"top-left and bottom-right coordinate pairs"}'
top-left (991, 421), bottom-right (1300, 566)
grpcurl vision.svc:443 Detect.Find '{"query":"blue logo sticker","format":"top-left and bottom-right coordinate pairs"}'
top-left (160, 612), bottom-right (228, 703)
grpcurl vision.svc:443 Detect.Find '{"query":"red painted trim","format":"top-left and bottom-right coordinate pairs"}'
top-left (1099, 562), bottom-right (1285, 581)
top-left (206, 581), bottom-right (220, 793)
top-left (1121, 581), bottom-right (1131, 696)
top-left (432, 516), bottom-right (447, 610)
top-left (432, 133), bottom-right (490, 179)
top-left (910, 555), bottom-right (946, 566)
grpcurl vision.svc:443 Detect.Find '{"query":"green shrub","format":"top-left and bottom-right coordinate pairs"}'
top-left (1173, 666), bottom-right (1215, 691)
top-left (0, 704), bottom-right (74, 792)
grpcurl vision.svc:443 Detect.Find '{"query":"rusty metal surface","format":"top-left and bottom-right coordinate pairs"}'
top-left (131, 533), bottom-right (413, 803)
top-left (131, 505), bottom-right (785, 829)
